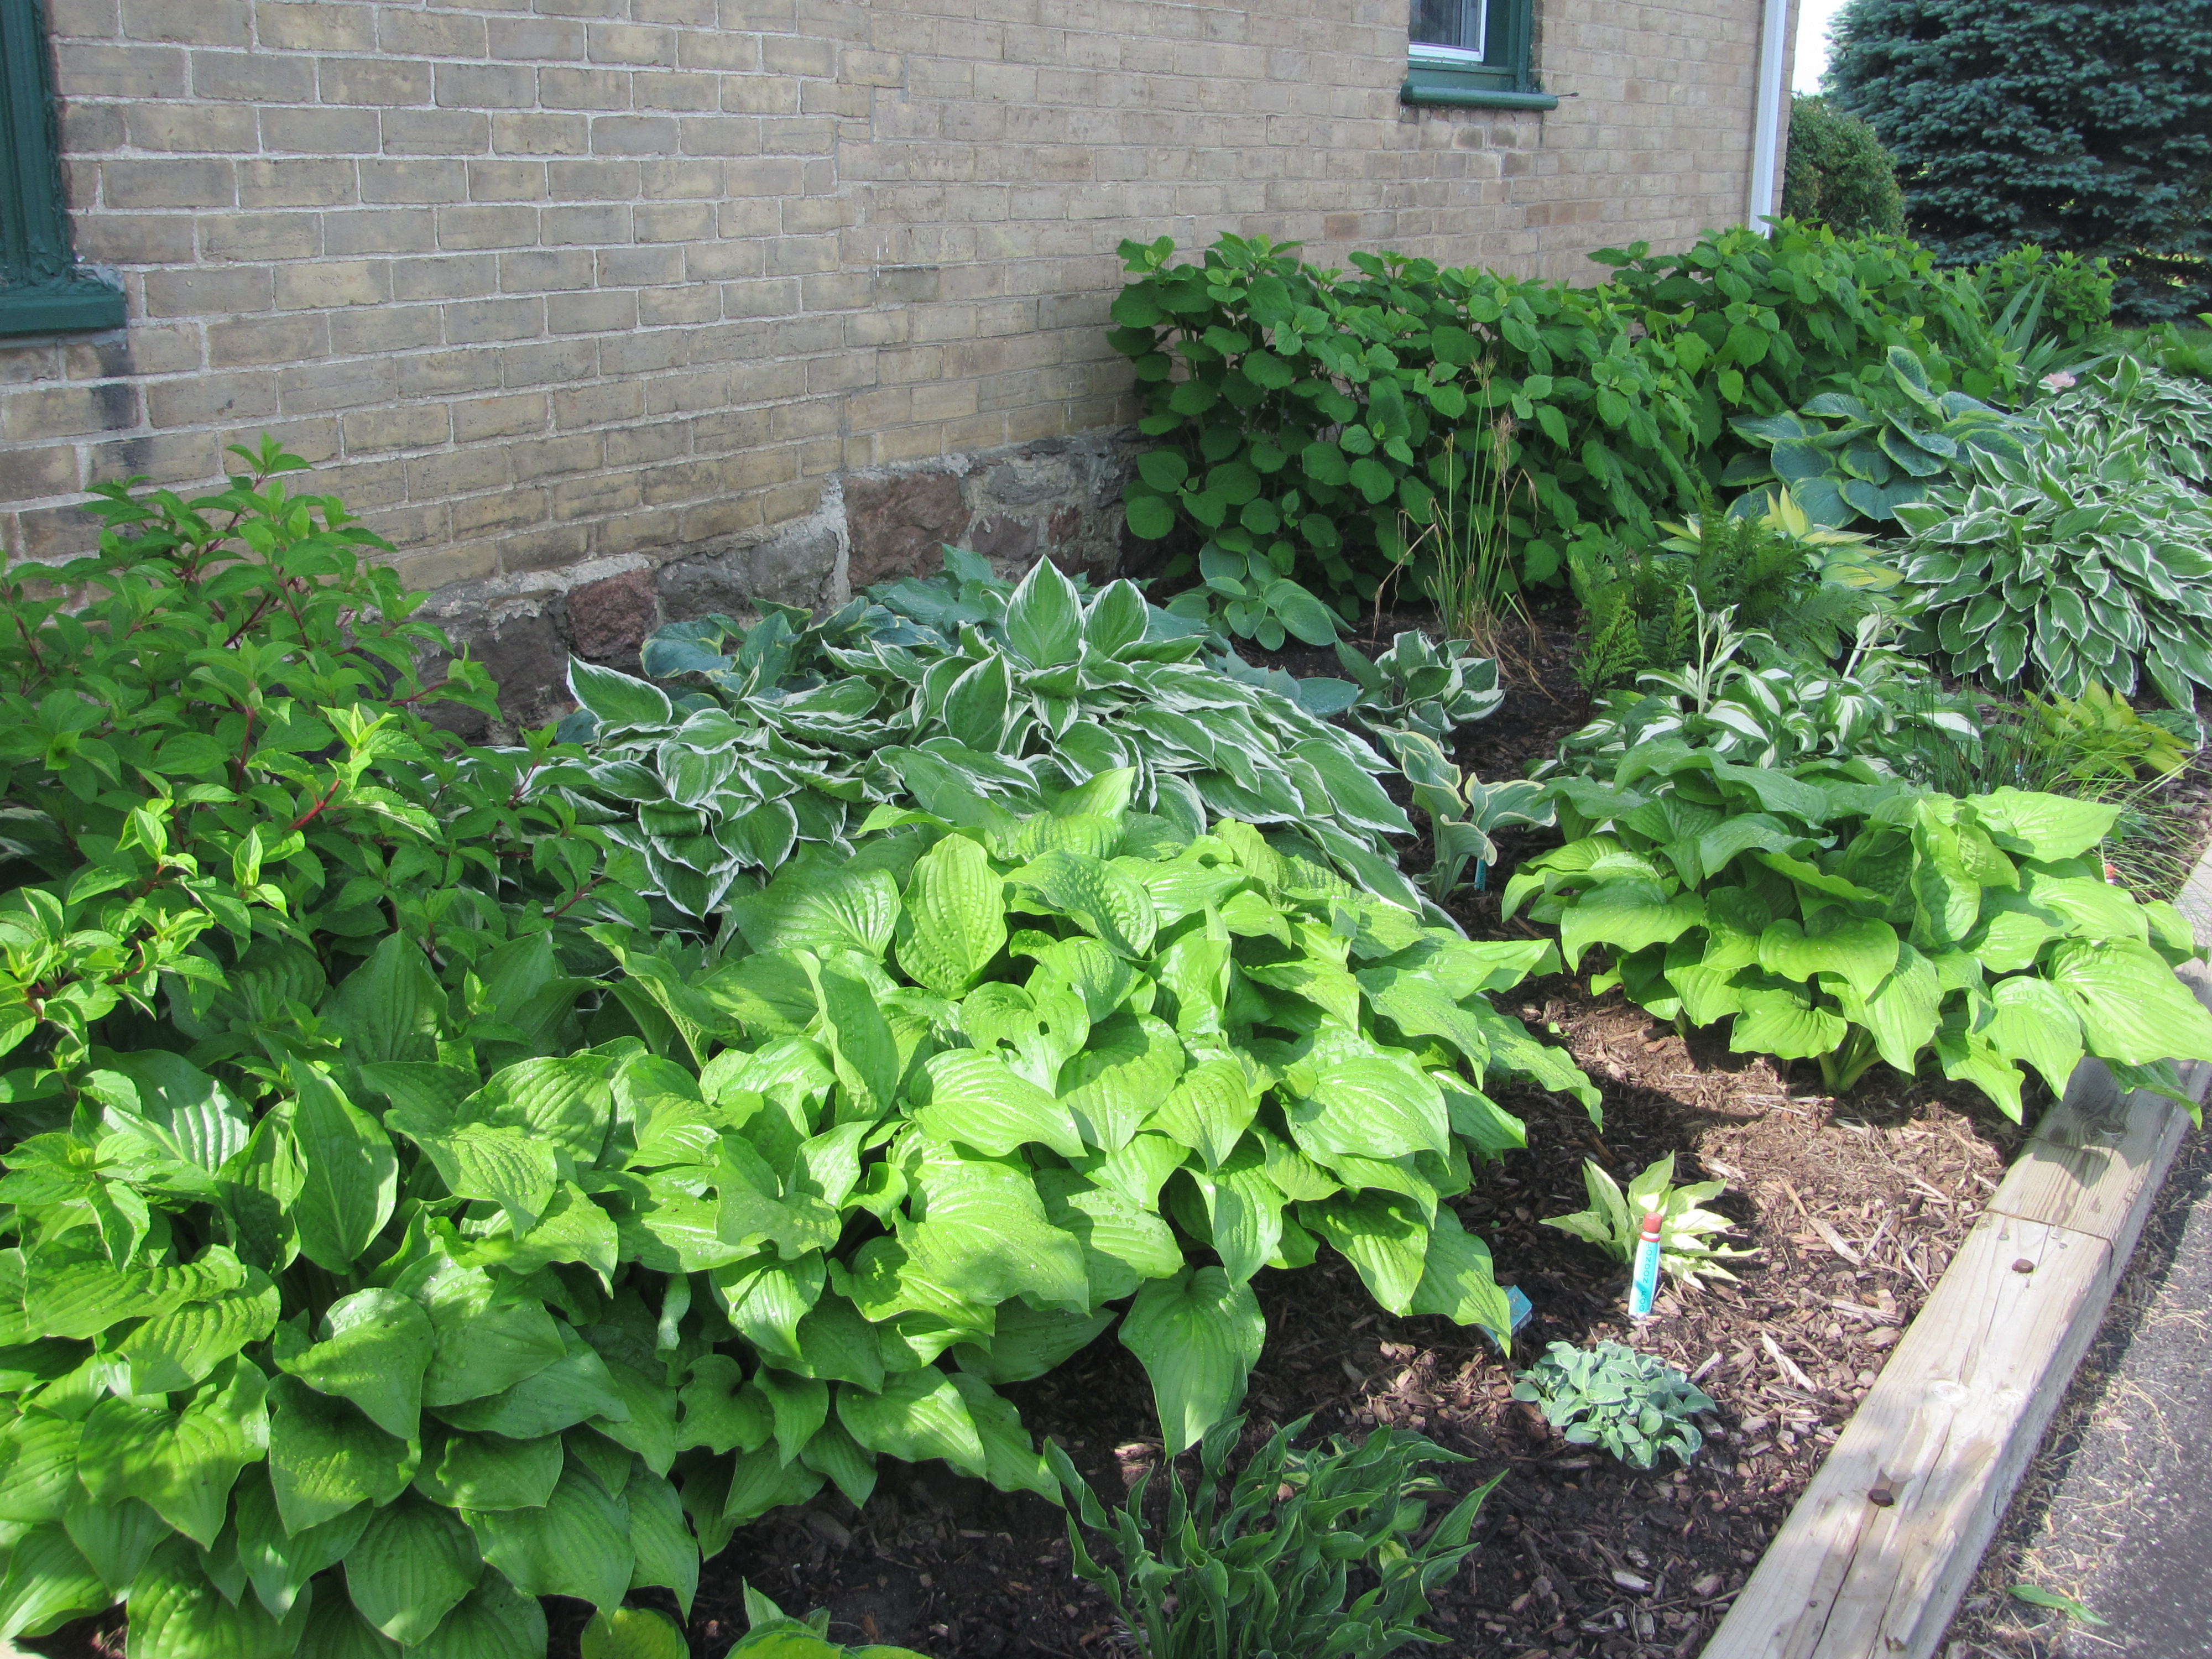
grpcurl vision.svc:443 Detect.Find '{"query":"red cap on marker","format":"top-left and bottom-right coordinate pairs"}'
top-left (1639, 1213), bottom-right (1663, 1240)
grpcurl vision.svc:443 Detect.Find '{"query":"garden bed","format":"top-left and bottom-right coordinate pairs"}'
top-left (644, 979), bottom-right (2018, 1659)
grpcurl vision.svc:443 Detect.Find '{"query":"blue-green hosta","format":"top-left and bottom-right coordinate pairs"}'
top-left (1504, 740), bottom-right (2212, 1114)
top-left (550, 553), bottom-right (1433, 921)
top-left (0, 781), bottom-right (1593, 1651)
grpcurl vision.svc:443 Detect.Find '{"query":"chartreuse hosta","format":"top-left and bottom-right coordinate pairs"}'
top-left (0, 776), bottom-right (1593, 1654)
top-left (1504, 740), bottom-right (2212, 1115)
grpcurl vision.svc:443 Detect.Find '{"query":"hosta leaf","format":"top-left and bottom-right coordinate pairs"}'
top-left (1005, 556), bottom-right (1084, 667)
top-left (1757, 913), bottom-right (1900, 1001)
top-left (947, 1371), bottom-right (1056, 1499)
top-left (465, 1464), bottom-right (634, 1616)
top-left (1118, 1266), bottom-right (1265, 1454)
top-left (941, 652), bottom-right (1011, 752)
top-left (98, 1050), bottom-right (252, 1173)
top-left (0, 1407), bottom-right (80, 1524)
top-left (434, 1327), bottom-right (632, 1439)
top-left (1410, 1209), bottom-right (1514, 1342)
top-left (675, 1355), bottom-right (773, 1455)
top-left (414, 1431), bottom-right (565, 1511)
top-left (913, 1048), bottom-right (1083, 1157)
top-left (1144, 1056), bottom-right (1257, 1169)
top-left (1846, 941), bottom-right (1943, 1073)
top-left (493, 1182), bottom-right (620, 1280)
top-left (278, 1287), bottom-right (434, 1442)
top-left (895, 833), bottom-right (1009, 997)
top-left (64, 1491), bottom-right (170, 1599)
top-left (1007, 849), bottom-right (1159, 958)
top-left (322, 935), bottom-right (447, 1069)
top-left (1284, 1052), bottom-right (1449, 1162)
top-left (405, 1258), bottom-right (567, 1407)
top-left (408, 1571), bottom-right (547, 1659)
top-left (1303, 1190), bottom-right (1431, 1314)
top-left (807, 959), bottom-right (902, 1119)
top-left (114, 1275), bottom-right (279, 1401)
top-left (734, 865), bottom-right (902, 959)
top-left (900, 1140), bottom-right (1090, 1310)
top-left (0, 1525), bottom-right (108, 1641)
top-left (390, 1116), bottom-right (560, 1231)
top-left (755, 1369), bottom-right (830, 1466)
top-left (1729, 985), bottom-right (1849, 1061)
top-left (1989, 976), bottom-right (2086, 1096)
top-left (231, 1467), bottom-right (370, 1618)
top-left (837, 1368), bottom-right (987, 1477)
top-left (713, 1253), bottom-right (827, 1366)
top-left (298, 1597), bottom-right (401, 1659)
top-left (950, 1302), bottom-right (1114, 1385)
top-left (1973, 788), bottom-right (2120, 863)
top-left (344, 1495), bottom-right (483, 1645)
top-left (267, 1374), bottom-right (416, 1536)
top-left (1037, 1167), bottom-right (1186, 1299)
top-left (290, 1068), bottom-right (398, 1275)
top-left (462, 1052), bottom-right (620, 1169)
top-left (1559, 880), bottom-right (1707, 968)
top-left (799, 1414), bottom-right (878, 1508)
top-left (718, 1443), bottom-right (825, 1525)
top-left (2047, 937), bottom-right (2212, 1066)
top-left (126, 1538), bottom-right (311, 1659)
top-left (1174, 1144), bottom-right (1284, 1287)
top-left (80, 1360), bottom-right (269, 1548)
top-left (623, 1463), bottom-right (700, 1614)
top-left (1055, 1011), bottom-right (1186, 1151)
top-left (1357, 967), bottom-right (1491, 1065)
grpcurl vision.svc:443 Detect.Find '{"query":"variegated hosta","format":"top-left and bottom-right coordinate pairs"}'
top-left (1893, 411), bottom-right (2212, 708)
top-left (1334, 632), bottom-right (1505, 748)
top-left (0, 782), bottom-right (1595, 1652)
top-left (2042, 355), bottom-right (2212, 486)
top-left (547, 553), bottom-right (1433, 921)
top-left (1557, 613), bottom-right (1978, 777)
top-left (1505, 739), bottom-right (2212, 1114)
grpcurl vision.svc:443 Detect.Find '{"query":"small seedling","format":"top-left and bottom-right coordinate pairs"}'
top-left (2008, 1583), bottom-right (2108, 1626)
top-left (719, 1585), bottom-right (931, 1656)
top-left (1047, 1413), bottom-right (1495, 1658)
top-left (1512, 1341), bottom-right (1716, 1470)
top-left (1542, 1154), bottom-right (1754, 1288)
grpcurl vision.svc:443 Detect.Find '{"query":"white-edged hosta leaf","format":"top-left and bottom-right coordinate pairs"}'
top-left (343, 1495), bottom-right (483, 1646)
top-left (464, 1463), bottom-right (633, 1616)
top-left (836, 1368), bottom-right (987, 1477)
top-left (1004, 556), bottom-right (1084, 667)
top-left (570, 659), bottom-right (674, 728)
top-left (277, 1287), bottom-right (434, 1442)
top-left (1118, 1266), bottom-right (1265, 1454)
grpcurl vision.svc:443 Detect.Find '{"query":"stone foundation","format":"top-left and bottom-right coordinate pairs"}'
top-left (419, 425), bottom-right (1142, 736)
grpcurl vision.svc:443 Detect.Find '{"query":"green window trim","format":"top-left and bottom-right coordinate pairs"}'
top-left (2, 0), bottom-right (124, 338)
top-left (1403, 0), bottom-right (1557, 111)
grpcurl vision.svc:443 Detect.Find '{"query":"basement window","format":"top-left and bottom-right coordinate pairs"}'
top-left (2, 0), bottom-right (125, 337)
top-left (1405, 0), bottom-right (1558, 111)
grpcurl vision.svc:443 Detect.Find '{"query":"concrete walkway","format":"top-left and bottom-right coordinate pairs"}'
top-left (1940, 1123), bottom-right (2212, 1657)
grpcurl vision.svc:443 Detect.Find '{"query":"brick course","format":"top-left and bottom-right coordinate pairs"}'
top-left (3, 0), bottom-right (1791, 609)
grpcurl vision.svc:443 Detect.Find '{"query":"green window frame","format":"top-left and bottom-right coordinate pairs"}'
top-left (2, 0), bottom-right (124, 337)
top-left (1404, 0), bottom-right (1557, 111)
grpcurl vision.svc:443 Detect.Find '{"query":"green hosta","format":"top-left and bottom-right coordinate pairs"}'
top-left (1049, 1413), bottom-right (1493, 1659)
top-left (1893, 406), bottom-right (2212, 709)
top-left (1505, 740), bottom-right (2212, 1115)
top-left (1556, 608), bottom-right (1979, 777)
top-left (1335, 632), bottom-right (1504, 748)
top-left (1724, 346), bottom-right (2034, 526)
top-left (1385, 729), bottom-right (1553, 902)
top-left (553, 552), bottom-right (1433, 920)
top-left (1512, 1342), bottom-right (1713, 1470)
top-left (1541, 1155), bottom-right (1752, 1288)
top-left (0, 782), bottom-right (1594, 1652)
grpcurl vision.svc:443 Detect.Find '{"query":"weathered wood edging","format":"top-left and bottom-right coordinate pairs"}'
top-left (1703, 849), bottom-right (2212, 1659)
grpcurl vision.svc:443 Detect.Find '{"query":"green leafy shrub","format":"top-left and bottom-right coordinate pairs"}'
top-left (1559, 608), bottom-right (1979, 776)
top-left (1504, 742), bottom-right (2212, 1115)
top-left (1969, 246), bottom-right (2116, 353)
top-left (1780, 94), bottom-right (1906, 237)
top-left (2043, 354), bottom-right (2212, 484)
top-left (1048, 1412), bottom-right (1493, 1659)
top-left (1512, 1342), bottom-right (1714, 1469)
top-left (1723, 346), bottom-right (2036, 525)
top-left (1892, 409), bottom-right (2212, 709)
top-left (1108, 232), bottom-right (1718, 603)
top-left (1541, 1154), bottom-right (1752, 1287)
top-left (560, 552), bottom-right (1433, 920)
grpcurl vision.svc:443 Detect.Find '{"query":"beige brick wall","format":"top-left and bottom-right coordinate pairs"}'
top-left (0, 0), bottom-right (1779, 593)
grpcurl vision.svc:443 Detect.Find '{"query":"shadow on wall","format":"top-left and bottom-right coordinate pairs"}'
top-left (418, 427), bottom-right (1145, 739)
